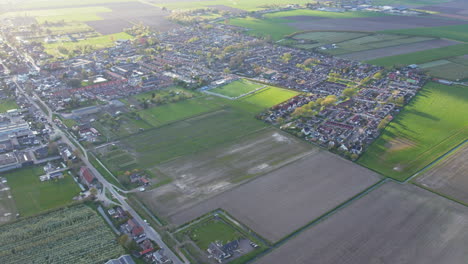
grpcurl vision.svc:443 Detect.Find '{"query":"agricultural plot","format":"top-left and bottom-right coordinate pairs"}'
top-left (154, 0), bottom-right (313, 12)
top-left (367, 43), bottom-right (468, 67)
top-left (163, 150), bottom-right (381, 242)
top-left (210, 79), bottom-right (264, 98)
top-left (0, 180), bottom-right (17, 225)
top-left (3, 167), bottom-right (81, 217)
top-left (0, 204), bottom-right (124, 263)
top-left (138, 128), bottom-right (314, 221)
top-left (14, 0), bottom-right (136, 9)
top-left (288, 15), bottom-right (467, 32)
top-left (1, 7), bottom-right (113, 23)
top-left (416, 142), bottom-right (468, 204)
top-left (256, 181), bottom-right (468, 264)
top-left (138, 96), bottom-right (222, 127)
top-left (339, 39), bottom-right (458, 61)
top-left (422, 60), bottom-right (468, 81)
top-left (293, 31), bottom-right (369, 44)
top-left (359, 82), bottom-right (468, 181)
top-left (0, 100), bottom-right (18, 113)
top-left (381, 24), bottom-right (468, 43)
top-left (98, 108), bottom-right (267, 177)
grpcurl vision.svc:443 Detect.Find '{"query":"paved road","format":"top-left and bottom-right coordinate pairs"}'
top-left (14, 80), bottom-right (187, 264)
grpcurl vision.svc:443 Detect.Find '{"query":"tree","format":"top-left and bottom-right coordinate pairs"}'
top-left (48, 142), bottom-right (59, 156)
top-left (89, 188), bottom-right (98, 197)
top-left (321, 95), bottom-right (337, 106)
top-left (342, 88), bottom-right (358, 98)
top-left (281, 52), bottom-right (292, 63)
top-left (378, 115), bottom-right (392, 130)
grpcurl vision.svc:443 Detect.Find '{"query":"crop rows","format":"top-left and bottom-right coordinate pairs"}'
top-left (0, 205), bottom-right (124, 264)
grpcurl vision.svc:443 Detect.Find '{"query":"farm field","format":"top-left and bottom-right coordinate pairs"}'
top-left (0, 99), bottom-right (18, 113)
top-left (256, 181), bottom-right (468, 264)
top-left (97, 107), bottom-right (267, 176)
top-left (293, 31), bottom-right (369, 44)
top-left (422, 60), bottom-right (468, 81)
top-left (359, 82), bottom-right (468, 181)
top-left (13, 0), bottom-right (136, 9)
top-left (3, 167), bottom-right (81, 217)
top-left (43, 32), bottom-right (133, 58)
top-left (210, 79), bottom-right (264, 98)
top-left (165, 150), bottom-right (381, 242)
top-left (381, 24), bottom-right (468, 43)
top-left (138, 128), bottom-right (314, 221)
top-left (1, 7), bottom-right (112, 23)
top-left (227, 17), bottom-right (296, 41)
top-left (415, 142), bottom-right (468, 204)
top-left (366, 43), bottom-right (468, 67)
top-left (338, 38), bottom-right (458, 61)
top-left (154, 0), bottom-right (312, 11)
top-left (0, 179), bottom-right (17, 225)
top-left (288, 15), bottom-right (467, 32)
top-left (0, 204), bottom-right (124, 263)
top-left (138, 96), bottom-right (222, 127)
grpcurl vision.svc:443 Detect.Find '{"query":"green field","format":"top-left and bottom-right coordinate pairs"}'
top-left (4, 167), bottom-right (81, 217)
top-left (15, 0), bottom-right (134, 9)
top-left (264, 9), bottom-right (388, 19)
top-left (115, 107), bottom-right (267, 173)
top-left (0, 204), bottom-right (124, 263)
top-left (373, 0), bottom-right (451, 5)
top-left (185, 217), bottom-right (242, 250)
top-left (240, 86), bottom-right (299, 109)
top-left (381, 24), bottom-right (468, 43)
top-left (424, 61), bottom-right (468, 81)
top-left (44, 32), bottom-right (133, 58)
top-left (0, 100), bottom-right (18, 113)
top-left (228, 17), bottom-right (296, 41)
top-left (293, 31), bottom-right (369, 43)
top-left (367, 44), bottom-right (468, 67)
top-left (210, 79), bottom-right (264, 98)
top-left (155, 0), bottom-right (312, 11)
top-left (138, 96), bottom-right (222, 127)
top-left (2, 7), bottom-right (112, 23)
top-left (359, 82), bottom-right (468, 181)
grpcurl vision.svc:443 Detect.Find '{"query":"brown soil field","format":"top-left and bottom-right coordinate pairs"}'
top-left (415, 143), bottom-right (468, 203)
top-left (86, 19), bottom-right (133, 35)
top-left (256, 181), bottom-right (468, 264)
top-left (289, 16), bottom-right (468, 32)
top-left (339, 39), bottom-right (460, 61)
top-left (149, 150), bottom-right (381, 242)
top-left (138, 128), bottom-right (316, 222)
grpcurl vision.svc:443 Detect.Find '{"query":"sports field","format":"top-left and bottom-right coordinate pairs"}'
top-left (0, 100), bottom-right (18, 113)
top-left (210, 79), bottom-right (264, 98)
top-left (239, 87), bottom-right (299, 109)
top-left (367, 44), bottom-right (468, 67)
top-left (359, 82), bottom-right (468, 181)
top-left (3, 167), bottom-right (81, 217)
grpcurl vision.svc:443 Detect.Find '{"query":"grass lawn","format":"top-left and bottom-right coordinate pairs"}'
top-left (4, 167), bottom-right (81, 217)
top-left (138, 96), bottom-right (222, 127)
top-left (187, 218), bottom-right (242, 250)
top-left (358, 82), bottom-right (468, 181)
top-left (120, 107), bottom-right (267, 168)
top-left (367, 44), bottom-right (468, 67)
top-left (210, 79), bottom-right (264, 98)
top-left (0, 100), bottom-right (18, 113)
top-left (2, 7), bottom-right (112, 23)
top-left (380, 24), bottom-right (468, 43)
top-left (240, 86), bottom-right (299, 109)
top-left (44, 32), bottom-right (133, 58)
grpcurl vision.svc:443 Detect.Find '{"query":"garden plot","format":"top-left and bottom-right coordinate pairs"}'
top-left (256, 182), bottom-right (468, 264)
top-left (137, 128), bottom-right (315, 222)
top-left (416, 143), bottom-right (468, 204)
top-left (152, 150), bottom-right (381, 242)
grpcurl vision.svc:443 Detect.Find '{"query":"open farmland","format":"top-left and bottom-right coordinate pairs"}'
top-left (138, 128), bottom-right (314, 222)
top-left (381, 24), bottom-right (468, 43)
top-left (421, 59), bottom-right (468, 81)
top-left (256, 181), bottom-right (468, 264)
top-left (339, 39), bottom-right (459, 61)
top-left (367, 43), bottom-right (468, 67)
top-left (3, 167), bottom-right (81, 217)
top-left (0, 180), bottom-right (17, 225)
top-left (97, 107), bottom-right (267, 176)
top-left (12, 0), bottom-right (136, 10)
top-left (415, 142), bottom-right (468, 204)
top-left (288, 15), bottom-right (467, 32)
top-left (158, 150), bottom-right (381, 242)
top-left (359, 82), bottom-right (468, 181)
top-left (1, 7), bottom-right (113, 23)
top-left (0, 204), bottom-right (124, 263)
top-left (154, 0), bottom-right (313, 12)
top-left (210, 79), bottom-right (264, 98)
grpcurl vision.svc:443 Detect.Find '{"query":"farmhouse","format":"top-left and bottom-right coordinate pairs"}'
top-left (207, 240), bottom-right (240, 263)
top-left (79, 167), bottom-right (97, 187)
